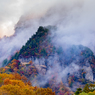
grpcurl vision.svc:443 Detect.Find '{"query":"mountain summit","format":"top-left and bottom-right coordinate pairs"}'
top-left (2, 26), bottom-right (95, 94)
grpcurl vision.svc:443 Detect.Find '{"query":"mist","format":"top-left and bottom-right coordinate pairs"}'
top-left (17, 0), bottom-right (95, 52)
top-left (0, 1), bottom-right (95, 93)
top-left (30, 51), bottom-right (93, 92)
top-left (38, 0), bottom-right (95, 53)
top-left (0, 0), bottom-right (95, 67)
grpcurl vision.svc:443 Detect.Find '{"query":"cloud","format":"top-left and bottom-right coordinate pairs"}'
top-left (0, 0), bottom-right (82, 37)
top-left (0, 0), bottom-right (95, 65)
top-left (0, 0), bottom-right (24, 38)
top-left (0, 0), bottom-right (58, 38)
top-left (39, 0), bottom-right (95, 53)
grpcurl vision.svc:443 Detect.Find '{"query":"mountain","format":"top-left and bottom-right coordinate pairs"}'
top-left (2, 26), bottom-right (95, 94)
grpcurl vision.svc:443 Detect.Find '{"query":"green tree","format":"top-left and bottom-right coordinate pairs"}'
top-left (41, 48), bottom-right (47, 56)
top-left (75, 88), bottom-right (82, 95)
top-left (2, 59), bottom-right (8, 67)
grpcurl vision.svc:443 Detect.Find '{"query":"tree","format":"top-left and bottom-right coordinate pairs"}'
top-left (2, 59), bottom-right (8, 67)
top-left (79, 92), bottom-right (88, 95)
top-left (75, 88), bottom-right (82, 95)
top-left (41, 48), bottom-right (47, 56)
top-left (0, 73), bottom-right (55, 95)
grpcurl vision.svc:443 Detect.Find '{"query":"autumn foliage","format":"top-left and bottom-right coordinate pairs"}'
top-left (0, 73), bottom-right (55, 95)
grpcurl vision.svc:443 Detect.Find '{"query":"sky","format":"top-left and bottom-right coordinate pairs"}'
top-left (0, 0), bottom-right (23, 38)
top-left (0, 0), bottom-right (95, 38)
top-left (0, 0), bottom-right (57, 38)
top-left (0, 0), bottom-right (83, 38)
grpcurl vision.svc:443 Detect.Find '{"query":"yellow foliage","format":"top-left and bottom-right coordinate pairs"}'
top-left (11, 59), bottom-right (17, 63)
top-left (0, 89), bottom-right (9, 95)
top-left (2, 69), bottom-right (5, 73)
top-left (0, 73), bottom-right (15, 80)
top-left (4, 78), bottom-right (25, 88)
top-left (0, 73), bottom-right (55, 95)
top-left (89, 90), bottom-right (95, 94)
top-left (0, 83), bottom-right (55, 95)
top-left (34, 87), bottom-right (55, 95)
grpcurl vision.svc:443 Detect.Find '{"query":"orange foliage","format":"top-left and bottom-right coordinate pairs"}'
top-left (13, 73), bottom-right (21, 80)
top-left (29, 60), bottom-right (33, 65)
top-left (4, 78), bottom-right (11, 85)
top-left (0, 73), bottom-right (55, 95)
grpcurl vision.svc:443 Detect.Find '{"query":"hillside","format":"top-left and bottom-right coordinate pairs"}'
top-left (9, 26), bottom-right (50, 61)
top-left (2, 26), bottom-right (95, 95)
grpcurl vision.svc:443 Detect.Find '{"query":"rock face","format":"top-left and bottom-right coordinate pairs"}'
top-left (83, 62), bottom-right (93, 81)
top-left (7, 26), bottom-right (95, 93)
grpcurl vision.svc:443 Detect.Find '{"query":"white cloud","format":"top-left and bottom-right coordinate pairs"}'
top-left (0, 0), bottom-right (24, 38)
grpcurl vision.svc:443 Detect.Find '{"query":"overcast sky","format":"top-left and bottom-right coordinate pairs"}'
top-left (0, 0), bottom-right (95, 38)
top-left (0, 0), bottom-right (57, 38)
